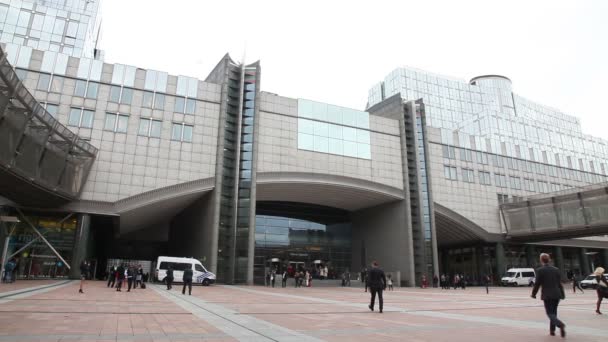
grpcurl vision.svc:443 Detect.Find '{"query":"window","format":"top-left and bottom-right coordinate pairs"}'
top-left (444, 166), bottom-right (457, 180)
top-left (462, 168), bottom-right (475, 183)
top-left (510, 176), bottom-right (521, 190)
top-left (37, 73), bottom-right (51, 91)
top-left (49, 75), bottom-right (64, 93)
top-left (195, 264), bottom-right (206, 272)
top-left (507, 157), bottom-right (518, 170)
top-left (442, 145), bottom-right (456, 159)
top-left (109, 85), bottom-right (133, 104)
top-left (538, 181), bottom-right (549, 193)
top-left (479, 171), bottom-right (492, 185)
top-left (524, 178), bottom-right (535, 192)
top-left (41, 103), bottom-right (58, 117)
top-left (68, 107), bottom-right (94, 128)
top-left (460, 148), bottom-right (472, 162)
top-left (104, 113), bottom-right (129, 133)
top-left (15, 68), bottom-right (28, 79)
top-left (158, 262), bottom-right (191, 271)
top-left (143, 91), bottom-right (165, 110)
top-left (495, 173), bottom-right (507, 188)
top-left (476, 151), bottom-right (488, 165)
top-left (174, 96), bottom-right (197, 114)
top-left (138, 118), bottom-right (162, 138)
top-left (497, 193), bottom-right (509, 204)
top-left (298, 118), bottom-right (371, 159)
top-left (74, 80), bottom-right (99, 99)
top-left (171, 123), bottom-right (193, 142)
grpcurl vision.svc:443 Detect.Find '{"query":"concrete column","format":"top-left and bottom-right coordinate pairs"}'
top-left (579, 248), bottom-right (590, 275)
top-left (495, 243), bottom-right (506, 278)
top-left (601, 249), bottom-right (608, 269)
top-left (69, 214), bottom-right (91, 279)
top-left (554, 246), bottom-right (564, 276)
top-left (525, 245), bottom-right (535, 268)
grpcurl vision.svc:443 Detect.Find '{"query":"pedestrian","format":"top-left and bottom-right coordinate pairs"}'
top-left (421, 274), bottom-right (427, 288)
top-left (126, 265), bottom-right (134, 292)
top-left (440, 274), bottom-right (446, 289)
top-left (387, 274), bottom-right (393, 291)
top-left (3, 258), bottom-right (16, 283)
top-left (531, 253), bottom-right (566, 338)
top-left (367, 261), bottom-right (387, 313)
top-left (79, 259), bottom-right (89, 294)
top-left (271, 269), bottom-right (276, 288)
top-left (136, 265), bottom-right (143, 289)
top-left (281, 270), bottom-right (287, 288)
top-left (433, 274), bottom-right (439, 288)
top-left (115, 264), bottom-right (125, 292)
top-left (265, 271), bottom-right (271, 287)
top-left (107, 266), bottom-right (116, 288)
top-left (182, 266), bottom-right (193, 295)
top-left (166, 266), bottom-right (174, 290)
top-left (453, 274), bottom-right (460, 289)
top-left (461, 274), bottom-right (466, 290)
top-left (346, 271), bottom-right (351, 286)
top-left (484, 274), bottom-right (490, 294)
top-left (594, 267), bottom-right (608, 314)
top-left (572, 272), bottom-right (584, 294)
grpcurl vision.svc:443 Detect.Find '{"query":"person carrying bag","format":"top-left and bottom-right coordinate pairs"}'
top-left (595, 267), bottom-right (608, 314)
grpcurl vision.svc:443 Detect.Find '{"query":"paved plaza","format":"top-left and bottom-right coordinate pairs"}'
top-left (0, 280), bottom-right (606, 341)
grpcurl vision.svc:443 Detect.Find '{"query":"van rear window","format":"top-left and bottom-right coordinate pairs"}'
top-left (522, 272), bottom-right (535, 278)
top-left (159, 262), bottom-right (192, 271)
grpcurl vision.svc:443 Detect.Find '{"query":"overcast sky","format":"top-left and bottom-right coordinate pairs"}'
top-left (98, 0), bottom-right (608, 140)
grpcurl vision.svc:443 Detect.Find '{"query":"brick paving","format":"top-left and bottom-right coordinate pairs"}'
top-left (0, 281), bottom-right (606, 341)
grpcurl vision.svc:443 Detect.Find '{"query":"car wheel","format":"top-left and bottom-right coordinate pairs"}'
top-left (202, 278), bottom-right (210, 286)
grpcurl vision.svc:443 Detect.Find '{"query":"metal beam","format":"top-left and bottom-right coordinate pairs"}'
top-left (14, 208), bottom-right (71, 270)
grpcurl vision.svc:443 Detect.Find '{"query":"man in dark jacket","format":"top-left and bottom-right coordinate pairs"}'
top-left (79, 260), bottom-right (89, 294)
top-left (182, 267), bottom-right (193, 295)
top-left (116, 264), bottom-right (125, 292)
top-left (166, 266), bottom-right (174, 290)
top-left (531, 253), bottom-right (566, 337)
top-left (367, 261), bottom-right (387, 313)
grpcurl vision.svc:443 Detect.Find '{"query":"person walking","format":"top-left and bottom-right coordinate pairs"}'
top-left (115, 264), bottom-right (125, 292)
top-left (594, 267), bottom-right (608, 314)
top-left (78, 260), bottom-right (89, 294)
top-left (126, 265), bottom-right (135, 292)
top-left (135, 265), bottom-right (143, 289)
top-left (182, 266), bottom-right (193, 295)
top-left (367, 261), bottom-right (386, 313)
top-left (531, 253), bottom-right (566, 338)
top-left (107, 266), bottom-right (116, 288)
top-left (271, 269), bottom-right (276, 288)
top-left (166, 266), bottom-right (174, 290)
top-left (387, 274), bottom-right (393, 291)
top-left (433, 274), bottom-right (439, 288)
top-left (483, 274), bottom-right (490, 294)
top-left (3, 259), bottom-right (16, 283)
top-left (281, 270), bottom-right (287, 288)
top-left (572, 272), bottom-right (584, 294)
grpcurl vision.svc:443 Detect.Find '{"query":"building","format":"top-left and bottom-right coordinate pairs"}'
top-left (0, 0), bottom-right (607, 285)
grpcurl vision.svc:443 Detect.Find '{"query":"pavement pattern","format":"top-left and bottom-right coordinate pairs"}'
top-left (0, 280), bottom-right (606, 341)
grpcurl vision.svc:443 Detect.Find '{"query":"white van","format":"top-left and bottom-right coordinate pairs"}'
top-left (501, 268), bottom-right (536, 286)
top-left (155, 256), bottom-right (216, 286)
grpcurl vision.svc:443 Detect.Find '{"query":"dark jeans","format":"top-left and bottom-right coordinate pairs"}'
top-left (127, 278), bottom-right (134, 291)
top-left (107, 276), bottom-right (115, 288)
top-left (573, 280), bottom-right (584, 292)
top-left (166, 278), bottom-right (173, 290)
top-left (370, 288), bottom-right (384, 312)
top-left (116, 279), bottom-right (123, 290)
top-left (543, 299), bottom-right (564, 332)
top-left (182, 279), bottom-right (192, 294)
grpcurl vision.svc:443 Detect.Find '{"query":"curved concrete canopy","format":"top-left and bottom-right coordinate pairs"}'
top-left (256, 172), bottom-right (404, 211)
top-left (434, 202), bottom-right (503, 247)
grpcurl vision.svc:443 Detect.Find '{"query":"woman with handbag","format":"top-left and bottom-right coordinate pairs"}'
top-left (595, 267), bottom-right (608, 314)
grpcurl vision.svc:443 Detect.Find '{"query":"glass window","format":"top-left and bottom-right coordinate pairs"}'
top-left (171, 123), bottom-right (183, 140)
top-left (74, 80), bottom-right (86, 97)
top-left (109, 86), bottom-right (121, 103)
top-left (299, 119), bottom-right (314, 135)
top-left (150, 120), bottom-right (162, 138)
top-left (86, 82), bottom-right (98, 99)
top-left (344, 141), bottom-right (357, 157)
top-left (142, 91), bottom-right (154, 108)
top-left (343, 127), bottom-right (357, 142)
top-left (104, 113), bottom-right (116, 131)
top-left (357, 143), bottom-right (371, 159)
top-left (121, 88), bottom-right (133, 105)
top-left (81, 109), bottom-right (94, 128)
top-left (174, 97), bottom-right (185, 113)
top-left (37, 73), bottom-right (51, 91)
top-left (117, 115), bottom-right (129, 133)
top-left (298, 133), bottom-right (314, 150)
top-left (154, 93), bottom-right (165, 110)
top-left (314, 136), bottom-right (329, 153)
top-left (49, 75), bottom-right (63, 93)
top-left (185, 98), bottom-right (196, 114)
top-left (328, 138), bottom-right (343, 155)
top-left (183, 125), bottom-right (193, 142)
top-left (68, 108), bottom-right (81, 126)
top-left (45, 104), bottom-right (58, 117)
top-left (138, 118), bottom-right (149, 136)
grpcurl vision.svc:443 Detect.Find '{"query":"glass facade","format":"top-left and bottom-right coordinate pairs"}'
top-left (0, 0), bottom-right (102, 58)
top-left (5, 213), bottom-right (77, 279)
top-left (254, 202), bottom-right (352, 284)
top-left (297, 99), bottom-right (371, 159)
top-left (370, 69), bottom-right (608, 180)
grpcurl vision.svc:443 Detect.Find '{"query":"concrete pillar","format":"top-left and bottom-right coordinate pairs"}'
top-left (579, 248), bottom-right (590, 276)
top-left (554, 246), bottom-right (564, 277)
top-left (601, 249), bottom-right (608, 269)
top-left (525, 245), bottom-right (535, 268)
top-left (69, 214), bottom-right (91, 279)
top-left (495, 242), bottom-right (506, 278)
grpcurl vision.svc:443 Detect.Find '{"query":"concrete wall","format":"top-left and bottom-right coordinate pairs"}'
top-left (351, 200), bottom-right (415, 286)
top-left (168, 192), bottom-right (217, 272)
top-left (257, 92), bottom-right (403, 189)
top-left (20, 49), bottom-right (222, 202)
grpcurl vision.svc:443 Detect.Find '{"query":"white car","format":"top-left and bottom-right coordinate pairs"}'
top-left (580, 274), bottom-right (608, 289)
top-left (155, 256), bottom-right (216, 286)
top-left (501, 268), bottom-right (536, 286)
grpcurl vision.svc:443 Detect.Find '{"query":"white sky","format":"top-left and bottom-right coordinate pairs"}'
top-left (99, 0), bottom-right (608, 140)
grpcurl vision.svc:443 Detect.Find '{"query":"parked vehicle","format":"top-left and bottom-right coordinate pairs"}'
top-left (501, 268), bottom-right (536, 286)
top-left (155, 256), bottom-right (215, 286)
top-left (580, 274), bottom-right (608, 289)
